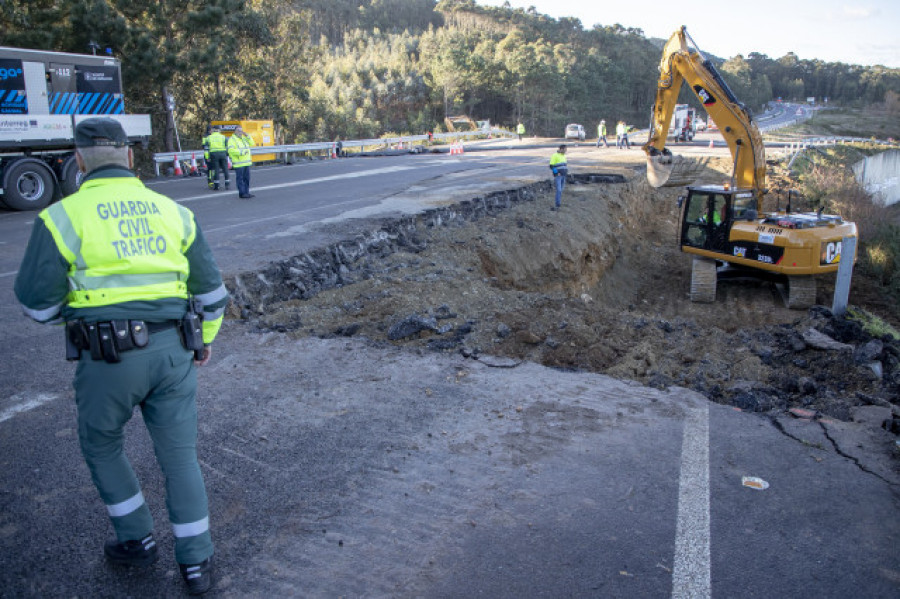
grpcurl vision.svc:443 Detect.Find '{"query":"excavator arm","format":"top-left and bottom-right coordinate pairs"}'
top-left (644, 27), bottom-right (766, 202)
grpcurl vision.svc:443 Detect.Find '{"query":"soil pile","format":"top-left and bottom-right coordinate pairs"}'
top-left (247, 159), bottom-right (900, 431)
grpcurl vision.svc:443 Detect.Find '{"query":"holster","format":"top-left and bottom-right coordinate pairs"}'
top-left (179, 299), bottom-right (205, 360)
top-left (65, 321), bottom-right (87, 361)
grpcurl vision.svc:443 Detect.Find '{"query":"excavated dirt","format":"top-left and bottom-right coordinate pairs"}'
top-left (242, 157), bottom-right (900, 430)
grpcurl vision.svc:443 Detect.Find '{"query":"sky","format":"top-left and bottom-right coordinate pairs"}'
top-left (476, 0), bottom-right (900, 68)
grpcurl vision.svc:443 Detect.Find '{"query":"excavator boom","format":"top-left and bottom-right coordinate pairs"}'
top-left (641, 27), bottom-right (858, 310)
top-left (643, 27), bottom-right (766, 200)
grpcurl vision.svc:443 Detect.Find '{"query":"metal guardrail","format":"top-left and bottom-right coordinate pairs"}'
top-left (152, 129), bottom-right (515, 176)
top-left (775, 137), bottom-right (899, 168)
top-left (751, 107), bottom-right (898, 165)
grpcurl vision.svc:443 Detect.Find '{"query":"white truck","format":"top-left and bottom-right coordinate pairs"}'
top-left (0, 46), bottom-right (151, 210)
top-left (667, 103), bottom-right (697, 142)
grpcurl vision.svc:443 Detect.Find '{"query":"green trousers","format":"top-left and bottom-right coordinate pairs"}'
top-left (74, 327), bottom-right (213, 565)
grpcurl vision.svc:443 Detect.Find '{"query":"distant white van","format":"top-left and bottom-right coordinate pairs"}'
top-left (565, 124), bottom-right (585, 141)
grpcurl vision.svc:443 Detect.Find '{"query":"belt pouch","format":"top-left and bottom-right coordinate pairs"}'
top-left (130, 321), bottom-right (150, 348)
top-left (97, 322), bottom-right (120, 363)
top-left (86, 323), bottom-right (103, 361)
top-left (110, 320), bottom-right (135, 351)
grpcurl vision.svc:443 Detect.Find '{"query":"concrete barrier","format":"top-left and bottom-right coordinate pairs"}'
top-left (853, 149), bottom-right (900, 207)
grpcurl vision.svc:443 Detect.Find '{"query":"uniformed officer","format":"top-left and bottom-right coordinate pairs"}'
top-left (226, 125), bottom-right (255, 199)
top-left (201, 125), bottom-right (214, 189)
top-left (14, 117), bottom-right (228, 595)
top-left (206, 125), bottom-right (230, 190)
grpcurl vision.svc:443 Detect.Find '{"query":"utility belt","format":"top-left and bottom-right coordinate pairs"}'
top-left (65, 307), bottom-right (204, 363)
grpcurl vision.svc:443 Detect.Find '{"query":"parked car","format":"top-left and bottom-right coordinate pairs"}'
top-left (694, 116), bottom-right (707, 131)
top-left (564, 124), bottom-right (586, 141)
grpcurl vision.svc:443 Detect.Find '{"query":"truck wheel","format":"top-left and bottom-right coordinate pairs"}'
top-left (60, 155), bottom-right (83, 197)
top-left (787, 276), bottom-right (816, 309)
top-left (1, 158), bottom-right (56, 211)
top-left (690, 257), bottom-right (717, 303)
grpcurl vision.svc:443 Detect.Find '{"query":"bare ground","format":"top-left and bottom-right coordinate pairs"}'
top-left (252, 153), bottom-right (900, 430)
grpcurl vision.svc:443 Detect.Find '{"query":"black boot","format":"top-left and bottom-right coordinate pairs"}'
top-left (103, 533), bottom-right (158, 567)
top-left (180, 556), bottom-right (213, 595)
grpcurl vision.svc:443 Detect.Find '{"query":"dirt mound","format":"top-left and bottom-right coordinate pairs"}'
top-left (250, 168), bottom-right (899, 430)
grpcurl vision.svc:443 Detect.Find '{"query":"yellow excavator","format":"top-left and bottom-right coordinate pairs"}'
top-left (643, 26), bottom-right (857, 308)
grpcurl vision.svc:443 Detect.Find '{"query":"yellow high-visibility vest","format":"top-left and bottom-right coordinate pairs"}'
top-left (39, 178), bottom-right (195, 308)
top-left (227, 135), bottom-right (255, 168)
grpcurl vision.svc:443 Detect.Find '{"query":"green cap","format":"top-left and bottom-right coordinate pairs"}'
top-left (75, 117), bottom-right (129, 148)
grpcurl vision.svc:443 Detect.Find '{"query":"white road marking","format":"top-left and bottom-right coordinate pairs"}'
top-left (0, 270), bottom-right (18, 279)
top-left (204, 195), bottom-right (389, 235)
top-left (672, 402), bottom-right (711, 599)
top-left (175, 165), bottom-right (418, 204)
top-left (0, 393), bottom-right (59, 424)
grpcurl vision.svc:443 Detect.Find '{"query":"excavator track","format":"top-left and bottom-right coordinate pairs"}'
top-left (786, 276), bottom-right (817, 310)
top-left (690, 257), bottom-right (717, 303)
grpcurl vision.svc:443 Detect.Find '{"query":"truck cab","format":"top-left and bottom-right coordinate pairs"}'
top-left (668, 104), bottom-right (696, 142)
top-left (0, 46), bottom-right (151, 210)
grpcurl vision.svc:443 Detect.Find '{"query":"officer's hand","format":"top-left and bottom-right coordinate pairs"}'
top-left (195, 345), bottom-right (212, 367)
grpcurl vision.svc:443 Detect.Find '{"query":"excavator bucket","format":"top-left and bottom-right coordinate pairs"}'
top-left (647, 154), bottom-right (705, 188)
top-left (647, 153), bottom-right (675, 187)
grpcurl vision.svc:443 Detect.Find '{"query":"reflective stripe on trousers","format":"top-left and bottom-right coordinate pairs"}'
top-left (75, 327), bottom-right (213, 564)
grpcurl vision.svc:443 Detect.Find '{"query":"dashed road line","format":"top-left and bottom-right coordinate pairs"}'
top-left (0, 393), bottom-right (59, 424)
top-left (672, 402), bottom-right (711, 599)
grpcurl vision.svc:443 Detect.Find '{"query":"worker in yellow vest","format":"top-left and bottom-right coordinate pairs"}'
top-left (597, 120), bottom-right (608, 148)
top-left (14, 118), bottom-right (227, 595)
top-left (227, 125), bottom-right (255, 199)
top-left (201, 126), bottom-right (214, 189)
top-left (206, 126), bottom-right (230, 190)
top-left (548, 144), bottom-right (568, 210)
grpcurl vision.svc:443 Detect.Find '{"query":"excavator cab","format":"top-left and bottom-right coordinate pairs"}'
top-left (680, 186), bottom-right (731, 252)
top-left (679, 185), bottom-right (759, 303)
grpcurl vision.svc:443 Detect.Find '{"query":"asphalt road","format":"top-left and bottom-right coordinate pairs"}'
top-left (1, 142), bottom-right (898, 598)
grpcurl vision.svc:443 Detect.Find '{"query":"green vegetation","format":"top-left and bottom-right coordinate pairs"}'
top-left (848, 307), bottom-right (900, 341)
top-left (2, 0), bottom-right (898, 153)
top-left (786, 144), bottom-right (900, 319)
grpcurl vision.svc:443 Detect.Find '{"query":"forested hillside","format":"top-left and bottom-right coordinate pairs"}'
top-left (3, 0), bottom-right (898, 151)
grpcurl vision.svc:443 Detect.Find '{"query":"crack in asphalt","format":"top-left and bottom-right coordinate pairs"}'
top-left (768, 415), bottom-right (826, 449)
top-left (817, 419), bottom-right (896, 486)
top-left (768, 414), bottom-right (896, 486)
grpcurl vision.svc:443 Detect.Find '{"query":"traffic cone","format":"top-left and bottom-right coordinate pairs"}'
top-left (173, 157), bottom-right (183, 177)
top-left (189, 153), bottom-right (199, 176)
top-left (708, 139), bottom-right (714, 149)
top-left (330, 144), bottom-right (337, 159)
